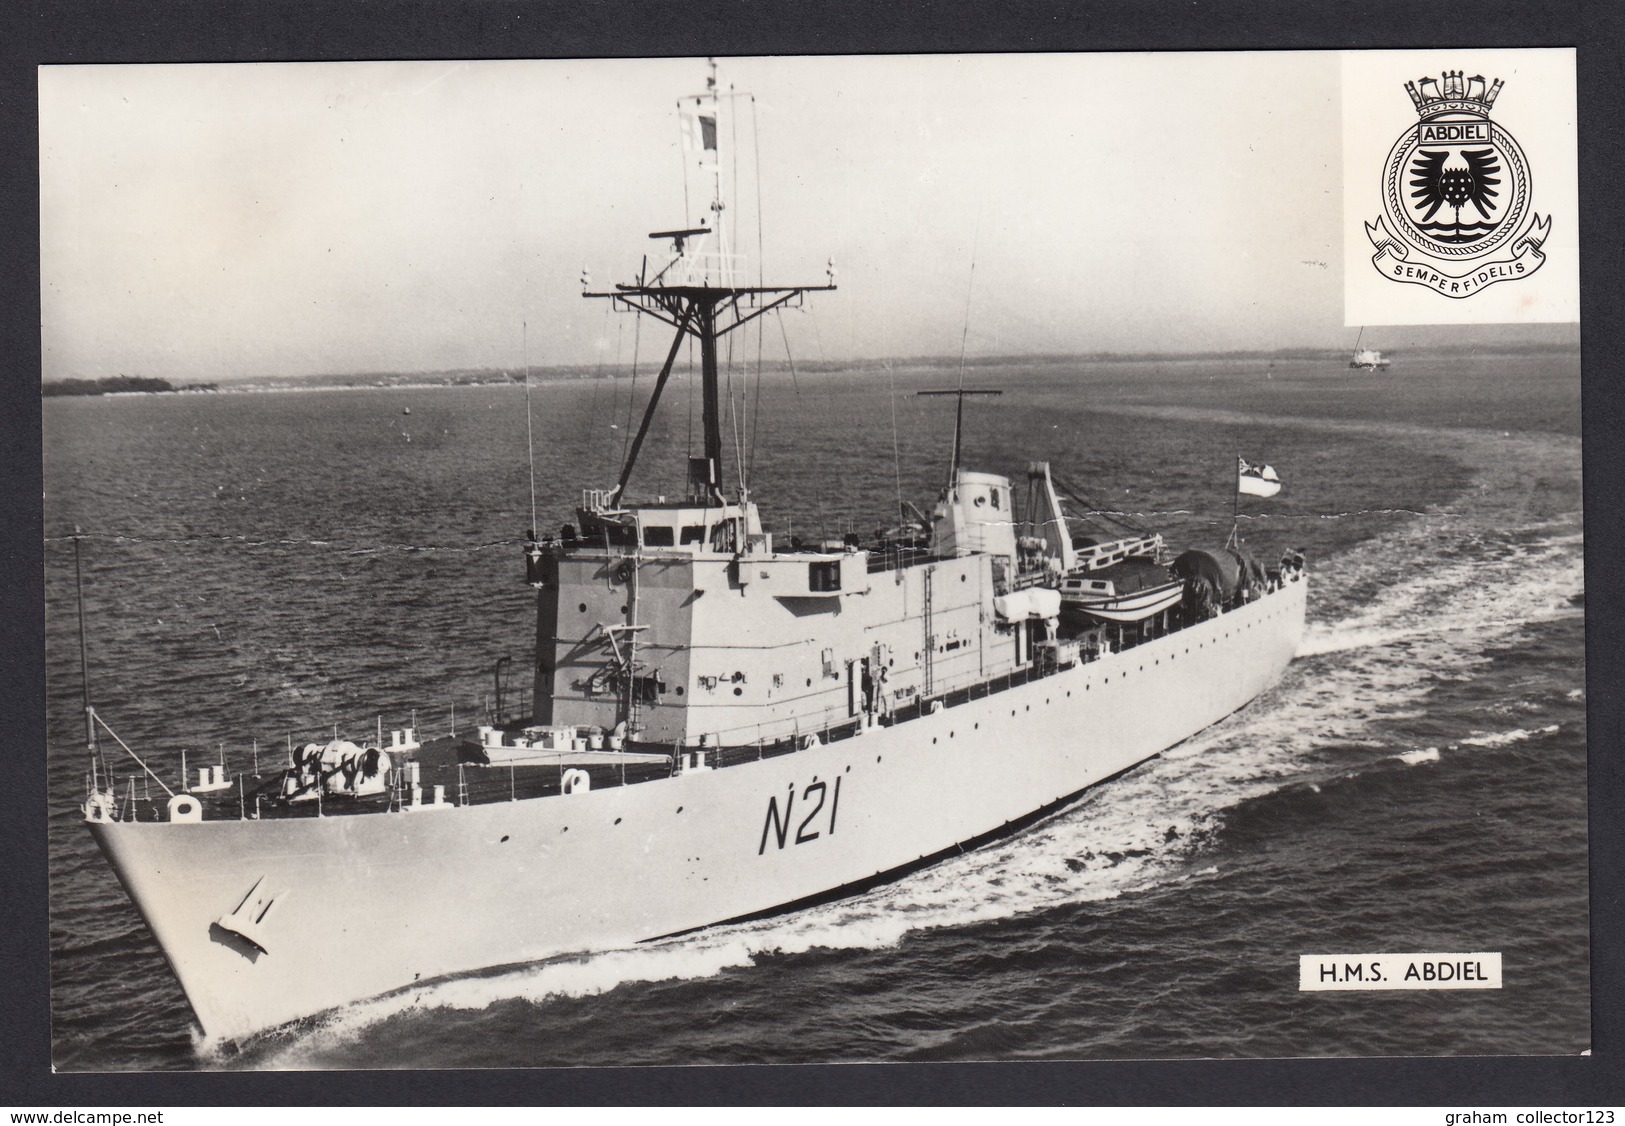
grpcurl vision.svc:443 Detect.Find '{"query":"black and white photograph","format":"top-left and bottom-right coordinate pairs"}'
top-left (38, 51), bottom-right (1589, 1074)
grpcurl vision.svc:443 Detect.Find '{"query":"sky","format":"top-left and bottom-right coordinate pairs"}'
top-left (36, 53), bottom-right (1537, 382)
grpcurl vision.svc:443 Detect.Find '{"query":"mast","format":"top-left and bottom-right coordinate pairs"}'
top-left (584, 65), bottom-right (834, 504)
top-left (916, 388), bottom-right (1003, 485)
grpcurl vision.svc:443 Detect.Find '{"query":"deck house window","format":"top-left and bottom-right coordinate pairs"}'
top-left (642, 526), bottom-right (675, 547)
top-left (600, 522), bottom-right (637, 548)
top-left (809, 560), bottom-right (841, 592)
top-left (680, 525), bottom-right (707, 545)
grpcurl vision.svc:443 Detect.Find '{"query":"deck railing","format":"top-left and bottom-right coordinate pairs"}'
top-left (100, 567), bottom-right (1304, 824)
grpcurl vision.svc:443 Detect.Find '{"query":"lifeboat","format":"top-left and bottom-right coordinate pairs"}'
top-left (1058, 557), bottom-right (1183, 622)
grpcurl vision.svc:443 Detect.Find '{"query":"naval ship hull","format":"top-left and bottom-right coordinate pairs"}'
top-left (90, 577), bottom-right (1305, 1043)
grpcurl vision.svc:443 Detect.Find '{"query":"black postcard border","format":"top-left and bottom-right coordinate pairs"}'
top-left (2, 0), bottom-right (1620, 1107)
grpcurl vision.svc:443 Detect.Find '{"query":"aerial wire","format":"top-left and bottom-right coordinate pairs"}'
top-left (523, 319), bottom-right (538, 535)
top-left (776, 310), bottom-right (826, 537)
top-left (678, 99), bottom-right (690, 229)
top-left (622, 315), bottom-right (642, 468)
top-left (730, 78), bottom-right (740, 285)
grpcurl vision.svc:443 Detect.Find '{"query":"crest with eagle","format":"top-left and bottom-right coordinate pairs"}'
top-left (1408, 147), bottom-right (1502, 243)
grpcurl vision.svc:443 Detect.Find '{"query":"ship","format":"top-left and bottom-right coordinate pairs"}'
top-left (77, 63), bottom-right (1309, 1045)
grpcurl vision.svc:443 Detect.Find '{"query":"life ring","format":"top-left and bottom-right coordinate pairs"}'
top-left (167, 794), bottom-right (203, 823)
top-left (614, 559), bottom-right (635, 585)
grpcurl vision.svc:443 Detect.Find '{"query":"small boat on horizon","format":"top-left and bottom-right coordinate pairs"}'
top-left (1349, 328), bottom-right (1391, 371)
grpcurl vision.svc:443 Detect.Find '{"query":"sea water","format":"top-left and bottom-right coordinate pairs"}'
top-left (43, 349), bottom-right (1587, 1068)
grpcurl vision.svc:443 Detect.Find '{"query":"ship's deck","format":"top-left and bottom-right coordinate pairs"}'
top-left (92, 570), bottom-right (1304, 826)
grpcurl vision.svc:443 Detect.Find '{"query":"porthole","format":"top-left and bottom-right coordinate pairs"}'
top-left (621, 605), bottom-right (629, 614)
top-left (933, 737), bottom-right (938, 745)
top-left (974, 722), bottom-right (980, 729)
top-left (676, 806), bottom-right (684, 814)
top-left (675, 686), bottom-right (685, 696)
top-left (807, 678), bottom-right (813, 687)
top-left (950, 731), bottom-right (955, 738)
top-left (876, 755), bottom-right (882, 763)
top-left (578, 603), bottom-right (587, 613)
top-left (733, 687), bottom-right (743, 697)
top-left (614, 817), bottom-right (622, 825)
top-left (500, 835), bottom-right (510, 843)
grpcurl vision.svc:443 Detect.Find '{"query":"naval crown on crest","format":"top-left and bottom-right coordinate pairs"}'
top-left (1404, 71), bottom-right (1504, 119)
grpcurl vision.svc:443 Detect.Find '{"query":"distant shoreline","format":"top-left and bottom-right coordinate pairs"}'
top-left (43, 342), bottom-right (1582, 397)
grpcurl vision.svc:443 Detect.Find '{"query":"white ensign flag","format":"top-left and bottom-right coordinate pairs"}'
top-left (680, 100), bottom-right (719, 168)
top-left (1238, 457), bottom-right (1282, 498)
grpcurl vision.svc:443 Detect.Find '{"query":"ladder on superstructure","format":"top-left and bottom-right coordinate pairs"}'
top-left (922, 566), bottom-right (936, 697)
top-left (601, 622), bottom-right (648, 732)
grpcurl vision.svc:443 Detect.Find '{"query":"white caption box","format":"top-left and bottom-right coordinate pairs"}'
top-left (1299, 952), bottom-right (1503, 990)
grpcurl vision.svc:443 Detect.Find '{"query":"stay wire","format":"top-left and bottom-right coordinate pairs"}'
top-left (887, 360), bottom-right (903, 520)
top-left (747, 94), bottom-right (766, 486)
top-left (950, 215), bottom-right (981, 483)
top-left (726, 318), bottom-right (745, 495)
top-left (586, 302), bottom-right (612, 480)
top-left (748, 305), bottom-right (765, 486)
top-left (752, 94), bottom-right (764, 288)
top-left (523, 320), bottom-right (537, 535)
